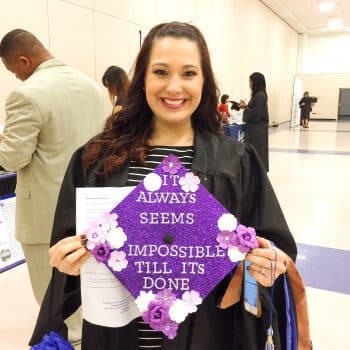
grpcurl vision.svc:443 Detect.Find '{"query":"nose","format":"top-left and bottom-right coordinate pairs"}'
top-left (165, 74), bottom-right (182, 95)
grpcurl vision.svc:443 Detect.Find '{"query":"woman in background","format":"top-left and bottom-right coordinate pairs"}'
top-left (299, 91), bottom-right (312, 129)
top-left (217, 94), bottom-right (230, 125)
top-left (102, 65), bottom-right (130, 114)
top-left (239, 72), bottom-right (269, 171)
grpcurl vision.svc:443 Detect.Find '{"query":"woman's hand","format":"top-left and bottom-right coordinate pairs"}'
top-left (245, 237), bottom-right (289, 287)
top-left (49, 235), bottom-right (91, 276)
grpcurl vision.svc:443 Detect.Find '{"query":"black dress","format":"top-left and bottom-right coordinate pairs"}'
top-left (243, 91), bottom-right (269, 172)
top-left (30, 131), bottom-right (297, 350)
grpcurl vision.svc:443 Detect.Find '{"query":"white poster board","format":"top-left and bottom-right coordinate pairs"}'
top-left (0, 194), bottom-right (25, 273)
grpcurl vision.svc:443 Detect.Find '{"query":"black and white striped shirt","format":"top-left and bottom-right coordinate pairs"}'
top-left (127, 146), bottom-right (194, 349)
top-left (127, 146), bottom-right (194, 186)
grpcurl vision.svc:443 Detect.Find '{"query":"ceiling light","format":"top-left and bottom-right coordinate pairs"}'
top-left (319, 2), bottom-right (335, 12)
top-left (328, 18), bottom-right (343, 28)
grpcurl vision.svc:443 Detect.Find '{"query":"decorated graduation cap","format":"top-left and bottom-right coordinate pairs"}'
top-left (84, 155), bottom-right (258, 339)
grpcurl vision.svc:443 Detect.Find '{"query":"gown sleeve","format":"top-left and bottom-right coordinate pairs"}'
top-left (29, 147), bottom-right (86, 345)
top-left (240, 143), bottom-right (297, 260)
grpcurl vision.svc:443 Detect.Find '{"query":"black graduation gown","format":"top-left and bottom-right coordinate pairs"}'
top-left (243, 91), bottom-right (269, 171)
top-left (299, 97), bottom-right (312, 120)
top-left (30, 131), bottom-right (297, 350)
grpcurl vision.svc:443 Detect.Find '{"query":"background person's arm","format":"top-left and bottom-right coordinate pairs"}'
top-left (242, 93), bottom-right (267, 123)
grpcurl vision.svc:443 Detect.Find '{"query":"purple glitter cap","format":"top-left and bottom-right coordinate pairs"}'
top-left (106, 155), bottom-right (244, 299)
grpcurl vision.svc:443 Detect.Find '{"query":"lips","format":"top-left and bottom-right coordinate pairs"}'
top-left (160, 98), bottom-right (186, 109)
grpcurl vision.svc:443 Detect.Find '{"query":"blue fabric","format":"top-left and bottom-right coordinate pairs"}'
top-left (269, 241), bottom-right (298, 350)
top-left (30, 331), bottom-right (74, 350)
top-left (223, 124), bottom-right (246, 142)
top-left (283, 274), bottom-right (298, 350)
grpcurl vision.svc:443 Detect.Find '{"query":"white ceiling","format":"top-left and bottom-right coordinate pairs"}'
top-left (260, 0), bottom-right (350, 34)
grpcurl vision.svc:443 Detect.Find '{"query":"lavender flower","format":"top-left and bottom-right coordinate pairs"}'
top-left (161, 155), bottom-right (182, 174)
top-left (162, 320), bottom-right (179, 340)
top-left (142, 301), bottom-right (171, 331)
top-left (91, 243), bottom-right (111, 263)
top-left (155, 289), bottom-right (176, 306)
top-left (236, 224), bottom-right (259, 253)
top-left (216, 230), bottom-right (238, 249)
top-left (86, 223), bottom-right (106, 250)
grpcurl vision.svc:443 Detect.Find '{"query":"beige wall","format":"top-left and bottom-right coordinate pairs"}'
top-left (0, 0), bottom-right (298, 124)
top-left (301, 32), bottom-right (350, 74)
top-left (298, 32), bottom-right (350, 119)
top-left (299, 73), bottom-right (350, 119)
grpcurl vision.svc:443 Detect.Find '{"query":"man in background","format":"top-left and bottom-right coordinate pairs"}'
top-left (0, 29), bottom-right (104, 348)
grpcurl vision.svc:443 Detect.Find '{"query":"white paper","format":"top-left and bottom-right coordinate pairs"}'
top-left (76, 186), bottom-right (141, 327)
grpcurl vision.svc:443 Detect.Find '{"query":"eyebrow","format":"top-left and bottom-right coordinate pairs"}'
top-left (151, 62), bottom-right (199, 69)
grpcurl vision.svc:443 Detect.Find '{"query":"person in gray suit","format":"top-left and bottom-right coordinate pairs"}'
top-left (0, 29), bottom-right (104, 349)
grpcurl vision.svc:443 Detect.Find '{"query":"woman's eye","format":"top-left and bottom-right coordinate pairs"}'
top-left (154, 69), bottom-right (167, 76)
top-left (184, 71), bottom-right (197, 77)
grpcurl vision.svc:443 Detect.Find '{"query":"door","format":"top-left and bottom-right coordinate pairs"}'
top-left (338, 88), bottom-right (350, 119)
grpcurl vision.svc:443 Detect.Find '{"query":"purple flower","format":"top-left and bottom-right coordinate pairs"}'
top-left (142, 301), bottom-right (171, 331)
top-left (216, 230), bottom-right (238, 249)
top-left (30, 331), bottom-right (74, 350)
top-left (236, 224), bottom-right (259, 253)
top-left (107, 250), bottom-right (128, 271)
top-left (162, 320), bottom-right (179, 339)
top-left (92, 243), bottom-right (111, 263)
top-left (161, 155), bottom-right (182, 174)
top-left (155, 289), bottom-right (176, 306)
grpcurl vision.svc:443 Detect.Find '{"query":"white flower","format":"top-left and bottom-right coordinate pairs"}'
top-left (135, 291), bottom-right (155, 313)
top-left (169, 299), bottom-right (190, 323)
top-left (106, 227), bottom-right (127, 249)
top-left (143, 173), bottom-right (162, 192)
top-left (218, 213), bottom-right (237, 232)
top-left (179, 173), bottom-right (200, 193)
top-left (227, 247), bottom-right (246, 262)
top-left (182, 290), bottom-right (203, 313)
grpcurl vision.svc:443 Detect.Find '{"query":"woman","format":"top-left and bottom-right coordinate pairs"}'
top-left (217, 94), bottom-right (230, 124)
top-left (299, 91), bottom-right (312, 129)
top-left (239, 72), bottom-right (269, 171)
top-left (30, 22), bottom-right (301, 350)
top-left (102, 65), bottom-right (129, 114)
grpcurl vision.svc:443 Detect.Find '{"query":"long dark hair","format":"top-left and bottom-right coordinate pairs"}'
top-left (102, 65), bottom-right (129, 100)
top-left (83, 22), bottom-right (220, 176)
top-left (249, 72), bottom-right (268, 100)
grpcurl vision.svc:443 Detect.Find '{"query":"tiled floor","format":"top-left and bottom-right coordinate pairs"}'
top-left (269, 120), bottom-right (350, 349)
top-left (0, 120), bottom-right (349, 349)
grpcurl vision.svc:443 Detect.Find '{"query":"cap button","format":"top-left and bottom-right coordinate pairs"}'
top-left (163, 234), bottom-right (174, 245)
